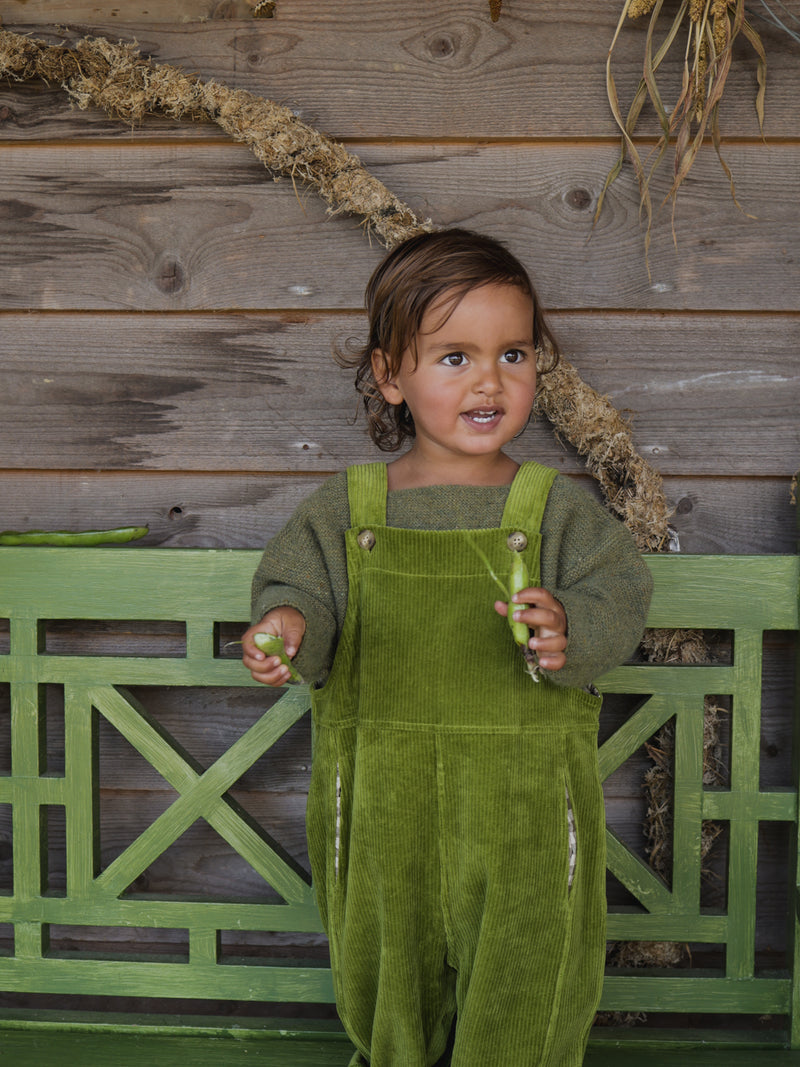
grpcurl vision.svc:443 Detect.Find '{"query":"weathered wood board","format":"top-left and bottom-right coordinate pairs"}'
top-left (2, 2), bottom-right (796, 139)
top-left (1, 142), bottom-right (799, 311)
top-left (0, 311), bottom-right (797, 476)
top-left (0, 472), bottom-right (795, 554)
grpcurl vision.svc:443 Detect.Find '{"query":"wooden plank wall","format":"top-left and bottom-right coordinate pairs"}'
top-left (0, 0), bottom-right (798, 1022)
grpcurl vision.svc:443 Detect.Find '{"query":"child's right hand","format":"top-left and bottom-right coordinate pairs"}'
top-left (241, 607), bottom-right (306, 686)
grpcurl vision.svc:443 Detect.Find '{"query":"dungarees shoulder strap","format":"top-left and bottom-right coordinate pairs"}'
top-left (501, 461), bottom-right (558, 532)
top-left (346, 463), bottom-right (388, 527)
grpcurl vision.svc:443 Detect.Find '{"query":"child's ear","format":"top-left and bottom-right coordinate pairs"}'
top-left (371, 349), bottom-right (404, 405)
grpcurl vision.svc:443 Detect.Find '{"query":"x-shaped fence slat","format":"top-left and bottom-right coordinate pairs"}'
top-left (87, 684), bottom-right (314, 906)
top-left (598, 692), bottom-right (667, 781)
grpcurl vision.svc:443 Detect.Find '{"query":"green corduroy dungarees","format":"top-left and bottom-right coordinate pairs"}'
top-left (307, 462), bottom-right (606, 1066)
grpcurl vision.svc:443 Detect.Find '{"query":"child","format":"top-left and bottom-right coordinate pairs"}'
top-left (242, 229), bottom-right (653, 1066)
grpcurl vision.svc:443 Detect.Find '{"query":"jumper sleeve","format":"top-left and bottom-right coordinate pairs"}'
top-left (540, 477), bottom-right (653, 690)
top-left (250, 473), bottom-right (351, 685)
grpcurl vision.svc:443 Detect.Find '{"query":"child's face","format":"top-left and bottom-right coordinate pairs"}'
top-left (373, 283), bottom-right (538, 469)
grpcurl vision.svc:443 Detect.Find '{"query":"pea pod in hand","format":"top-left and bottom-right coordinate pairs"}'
top-left (253, 632), bottom-right (304, 684)
top-left (507, 537), bottom-right (531, 648)
top-left (506, 532), bottom-right (541, 681)
top-left (466, 531), bottom-right (541, 681)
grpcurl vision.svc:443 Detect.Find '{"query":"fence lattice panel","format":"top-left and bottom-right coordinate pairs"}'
top-left (0, 549), bottom-right (797, 1029)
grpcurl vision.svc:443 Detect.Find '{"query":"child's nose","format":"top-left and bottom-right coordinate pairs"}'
top-left (473, 363), bottom-right (502, 396)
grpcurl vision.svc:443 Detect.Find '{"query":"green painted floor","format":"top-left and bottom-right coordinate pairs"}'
top-left (585, 1051), bottom-right (800, 1066)
top-left (0, 1030), bottom-right (354, 1066)
top-left (3, 1031), bottom-right (800, 1066)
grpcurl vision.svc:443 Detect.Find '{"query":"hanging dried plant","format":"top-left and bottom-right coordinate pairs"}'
top-left (598, 0), bottom-right (768, 257)
top-left (752, 0), bottom-right (800, 44)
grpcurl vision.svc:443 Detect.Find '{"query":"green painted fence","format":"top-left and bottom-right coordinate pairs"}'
top-left (0, 549), bottom-right (798, 1047)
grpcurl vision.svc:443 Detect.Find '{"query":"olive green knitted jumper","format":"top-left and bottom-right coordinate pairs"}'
top-left (306, 462), bottom-right (606, 1066)
top-left (251, 470), bottom-right (653, 696)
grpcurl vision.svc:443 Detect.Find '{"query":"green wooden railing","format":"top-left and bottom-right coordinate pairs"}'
top-left (0, 548), bottom-right (798, 1048)
top-left (597, 555), bottom-right (799, 1036)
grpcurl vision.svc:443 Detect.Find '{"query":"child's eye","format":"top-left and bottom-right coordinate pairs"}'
top-left (441, 352), bottom-right (467, 366)
top-left (500, 349), bottom-right (526, 364)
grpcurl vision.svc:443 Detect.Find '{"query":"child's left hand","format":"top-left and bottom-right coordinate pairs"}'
top-left (495, 588), bottom-right (568, 672)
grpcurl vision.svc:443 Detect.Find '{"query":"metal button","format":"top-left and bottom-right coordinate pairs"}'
top-left (507, 531), bottom-right (528, 552)
top-left (357, 529), bottom-right (376, 551)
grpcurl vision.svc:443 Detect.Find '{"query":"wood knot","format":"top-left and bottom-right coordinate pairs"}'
top-left (428, 34), bottom-right (457, 59)
top-left (155, 257), bottom-right (186, 295)
top-left (565, 188), bottom-right (592, 211)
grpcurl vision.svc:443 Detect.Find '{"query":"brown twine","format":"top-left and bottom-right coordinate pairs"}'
top-left (534, 358), bottom-right (671, 549)
top-left (1, 27), bottom-right (716, 971)
top-left (0, 30), bottom-right (430, 250)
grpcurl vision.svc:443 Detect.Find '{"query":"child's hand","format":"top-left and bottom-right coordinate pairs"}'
top-left (495, 588), bottom-right (568, 672)
top-left (242, 607), bottom-right (306, 686)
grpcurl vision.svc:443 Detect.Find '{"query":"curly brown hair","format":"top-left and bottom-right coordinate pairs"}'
top-left (337, 229), bottom-right (561, 451)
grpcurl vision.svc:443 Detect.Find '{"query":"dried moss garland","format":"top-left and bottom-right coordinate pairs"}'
top-left (535, 357), bottom-right (671, 548)
top-left (0, 30), bottom-right (430, 250)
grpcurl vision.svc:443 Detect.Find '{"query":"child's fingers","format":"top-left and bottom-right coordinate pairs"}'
top-left (510, 586), bottom-right (562, 611)
top-left (494, 598), bottom-right (565, 635)
top-left (526, 612), bottom-right (567, 672)
top-left (494, 599), bottom-right (511, 619)
top-left (495, 589), bottom-right (568, 673)
top-left (532, 647), bottom-right (567, 671)
top-left (511, 586), bottom-right (558, 599)
top-left (241, 608), bottom-right (306, 686)
top-left (241, 636), bottom-right (265, 662)
top-left (509, 588), bottom-right (567, 635)
top-left (528, 628), bottom-right (567, 653)
top-left (243, 652), bottom-right (293, 686)
top-left (493, 603), bottom-right (567, 671)
top-left (262, 608), bottom-right (306, 658)
top-left (280, 621), bottom-right (306, 659)
top-left (511, 606), bottom-right (566, 636)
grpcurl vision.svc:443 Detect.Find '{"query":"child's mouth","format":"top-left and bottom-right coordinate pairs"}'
top-left (463, 408), bottom-right (502, 426)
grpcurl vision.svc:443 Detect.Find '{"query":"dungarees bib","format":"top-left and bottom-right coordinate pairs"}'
top-left (307, 462), bottom-right (606, 1066)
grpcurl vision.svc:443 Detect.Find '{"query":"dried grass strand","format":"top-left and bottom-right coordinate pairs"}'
top-left (599, 0), bottom-right (769, 259)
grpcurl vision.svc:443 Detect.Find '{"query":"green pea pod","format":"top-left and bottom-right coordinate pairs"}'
top-left (465, 532), bottom-right (540, 680)
top-left (508, 544), bottom-right (542, 681)
top-left (0, 525), bottom-right (149, 546)
top-left (508, 550), bottom-right (530, 647)
top-left (253, 632), bottom-right (304, 684)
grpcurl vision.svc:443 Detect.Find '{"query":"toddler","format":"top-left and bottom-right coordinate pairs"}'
top-left (242, 229), bottom-right (653, 1065)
